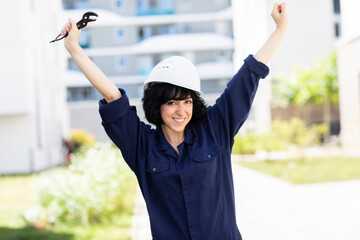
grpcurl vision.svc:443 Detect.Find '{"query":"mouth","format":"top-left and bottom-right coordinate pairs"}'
top-left (173, 118), bottom-right (185, 124)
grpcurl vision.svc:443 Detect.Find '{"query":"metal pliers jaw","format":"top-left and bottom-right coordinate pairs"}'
top-left (50, 11), bottom-right (98, 43)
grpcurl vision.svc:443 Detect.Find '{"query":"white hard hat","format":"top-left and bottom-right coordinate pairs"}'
top-left (144, 56), bottom-right (202, 94)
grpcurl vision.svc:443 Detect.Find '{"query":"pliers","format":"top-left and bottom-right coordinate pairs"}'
top-left (50, 11), bottom-right (98, 43)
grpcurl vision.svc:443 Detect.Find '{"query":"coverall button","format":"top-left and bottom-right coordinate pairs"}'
top-left (153, 168), bottom-right (157, 172)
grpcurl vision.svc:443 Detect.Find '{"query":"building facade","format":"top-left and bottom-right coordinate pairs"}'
top-left (64, 0), bottom-right (237, 140)
top-left (337, 0), bottom-right (360, 156)
top-left (64, 0), bottom-right (342, 141)
top-left (65, 0), bottom-right (233, 101)
top-left (0, 0), bottom-right (69, 174)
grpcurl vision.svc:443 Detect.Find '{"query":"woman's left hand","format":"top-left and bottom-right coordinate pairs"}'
top-left (271, 2), bottom-right (288, 31)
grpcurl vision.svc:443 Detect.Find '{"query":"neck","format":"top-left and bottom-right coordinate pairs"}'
top-left (161, 126), bottom-right (185, 153)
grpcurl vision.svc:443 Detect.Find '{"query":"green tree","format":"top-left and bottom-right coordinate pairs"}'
top-left (272, 50), bottom-right (338, 138)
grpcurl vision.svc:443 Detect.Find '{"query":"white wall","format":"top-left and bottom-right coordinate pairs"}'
top-left (0, 115), bottom-right (33, 173)
top-left (340, 0), bottom-right (360, 41)
top-left (337, 40), bottom-right (360, 155)
top-left (232, 0), bottom-right (272, 133)
top-left (0, 3), bottom-right (31, 115)
top-left (270, 0), bottom-right (336, 77)
top-left (232, 0), bottom-right (338, 134)
top-left (337, 0), bottom-right (360, 155)
top-left (0, 0), bottom-right (68, 174)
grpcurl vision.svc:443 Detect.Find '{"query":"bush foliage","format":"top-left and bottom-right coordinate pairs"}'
top-left (70, 128), bottom-right (95, 152)
top-left (24, 142), bottom-right (136, 227)
top-left (233, 118), bottom-right (329, 154)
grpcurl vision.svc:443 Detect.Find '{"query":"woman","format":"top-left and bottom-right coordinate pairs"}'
top-left (61, 3), bottom-right (288, 239)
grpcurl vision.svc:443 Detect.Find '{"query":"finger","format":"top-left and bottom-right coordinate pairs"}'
top-left (272, 3), bottom-right (279, 13)
top-left (281, 2), bottom-right (287, 14)
top-left (66, 19), bottom-right (72, 32)
top-left (68, 18), bottom-right (77, 31)
top-left (61, 23), bottom-right (69, 36)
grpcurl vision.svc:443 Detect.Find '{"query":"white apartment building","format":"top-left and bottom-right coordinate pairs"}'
top-left (65, 0), bottom-right (236, 140)
top-left (337, 0), bottom-right (360, 156)
top-left (0, 0), bottom-right (68, 174)
top-left (64, 0), bottom-right (342, 140)
top-left (65, 0), bottom-right (233, 101)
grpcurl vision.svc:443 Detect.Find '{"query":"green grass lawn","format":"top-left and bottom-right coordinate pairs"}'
top-left (238, 156), bottom-right (360, 184)
top-left (0, 174), bottom-right (135, 240)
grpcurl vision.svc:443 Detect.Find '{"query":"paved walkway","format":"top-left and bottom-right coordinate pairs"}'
top-left (131, 162), bottom-right (360, 240)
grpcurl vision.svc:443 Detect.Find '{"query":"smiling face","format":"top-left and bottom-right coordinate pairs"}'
top-left (160, 97), bottom-right (193, 137)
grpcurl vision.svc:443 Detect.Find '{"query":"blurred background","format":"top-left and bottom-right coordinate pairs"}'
top-left (0, 0), bottom-right (359, 239)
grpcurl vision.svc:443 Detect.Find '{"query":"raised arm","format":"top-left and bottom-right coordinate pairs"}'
top-left (254, 3), bottom-right (288, 64)
top-left (61, 19), bottom-right (121, 103)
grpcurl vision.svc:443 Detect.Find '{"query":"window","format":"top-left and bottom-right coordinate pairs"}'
top-left (137, 56), bottom-right (154, 75)
top-left (75, 0), bottom-right (90, 9)
top-left (79, 29), bottom-right (90, 48)
top-left (333, 0), bottom-right (341, 14)
top-left (334, 22), bottom-right (341, 37)
top-left (115, 0), bottom-right (123, 10)
top-left (162, 26), bottom-right (169, 35)
top-left (67, 87), bottom-right (94, 102)
top-left (159, 0), bottom-right (175, 10)
top-left (113, 27), bottom-right (127, 43)
top-left (63, 0), bottom-right (89, 9)
top-left (62, 0), bottom-right (74, 9)
top-left (183, 25), bottom-right (191, 33)
top-left (214, 0), bottom-right (226, 8)
top-left (217, 51), bottom-right (232, 61)
top-left (138, 26), bottom-right (152, 41)
top-left (150, 0), bottom-right (157, 8)
top-left (137, 0), bottom-right (150, 12)
top-left (161, 25), bottom-right (177, 35)
top-left (68, 59), bottom-right (80, 71)
top-left (114, 57), bottom-right (128, 72)
top-left (81, 88), bottom-right (91, 100)
top-left (113, 0), bottom-right (128, 12)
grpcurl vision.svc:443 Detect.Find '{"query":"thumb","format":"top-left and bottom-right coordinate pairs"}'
top-left (68, 18), bottom-right (78, 32)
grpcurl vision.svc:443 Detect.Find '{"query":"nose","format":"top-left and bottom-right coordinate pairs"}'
top-left (176, 103), bottom-right (185, 115)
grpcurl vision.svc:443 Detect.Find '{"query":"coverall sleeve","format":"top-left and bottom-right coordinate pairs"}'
top-left (99, 89), bottom-right (150, 172)
top-left (207, 55), bottom-right (269, 149)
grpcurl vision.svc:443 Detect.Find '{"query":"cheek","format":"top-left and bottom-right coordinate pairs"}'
top-left (160, 105), bottom-right (166, 120)
top-left (160, 104), bottom-right (170, 119)
top-left (188, 105), bottom-right (193, 118)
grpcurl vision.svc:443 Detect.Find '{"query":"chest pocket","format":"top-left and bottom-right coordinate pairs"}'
top-left (145, 158), bottom-right (170, 174)
top-left (192, 145), bottom-right (222, 190)
top-left (145, 157), bottom-right (175, 196)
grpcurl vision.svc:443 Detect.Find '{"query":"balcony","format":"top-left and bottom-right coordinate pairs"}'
top-left (82, 33), bottom-right (234, 57)
top-left (136, 0), bottom-right (175, 16)
top-left (136, 7), bottom-right (175, 16)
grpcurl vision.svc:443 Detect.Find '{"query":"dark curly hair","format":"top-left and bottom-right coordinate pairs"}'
top-left (142, 83), bottom-right (207, 127)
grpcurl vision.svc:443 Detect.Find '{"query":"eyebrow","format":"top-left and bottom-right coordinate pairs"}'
top-left (171, 97), bottom-right (192, 101)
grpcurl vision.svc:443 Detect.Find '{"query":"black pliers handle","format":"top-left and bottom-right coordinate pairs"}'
top-left (50, 11), bottom-right (98, 43)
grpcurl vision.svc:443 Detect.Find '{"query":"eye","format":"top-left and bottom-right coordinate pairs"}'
top-left (185, 99), bottom-right (193, 104)
top-left (167, 101), bottom-right (175, 105)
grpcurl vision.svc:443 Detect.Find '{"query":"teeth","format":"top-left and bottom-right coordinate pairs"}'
top-left (174, 118), bottom-right (185, 123)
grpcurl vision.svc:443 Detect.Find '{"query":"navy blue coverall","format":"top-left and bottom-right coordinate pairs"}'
top-left (99, 55), bottom-right (269, 239)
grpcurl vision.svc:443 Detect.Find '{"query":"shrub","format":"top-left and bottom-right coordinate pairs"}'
top-left (232, 118), bottom-right (329, 154)
top-left (233, 133), bottom-right (287, 155)
top-left (272, 118), bottom-right (329, 147)
top-left (70, 128), bottom-right (95, 152)
top-left (24, 142), bottom-right (136, 227)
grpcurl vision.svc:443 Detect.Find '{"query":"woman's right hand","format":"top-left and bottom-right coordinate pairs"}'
top-left (61, 18), bottom-right (81, 52)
